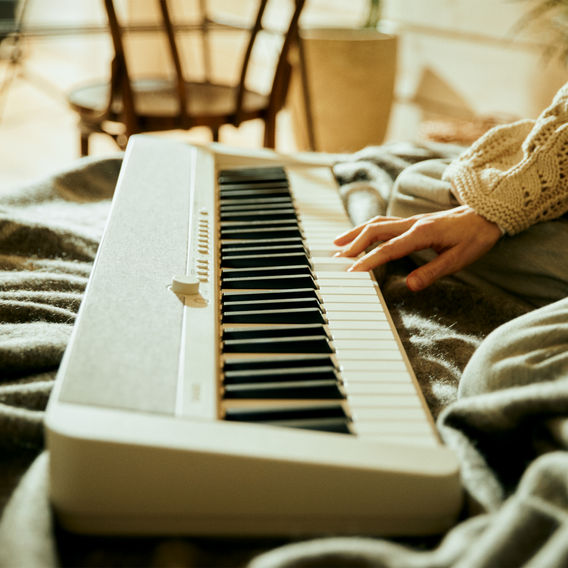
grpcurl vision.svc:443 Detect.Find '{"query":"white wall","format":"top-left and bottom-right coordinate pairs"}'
top-left (18, 0), bottom-right (568, 144)
top-left (19, 0), bottom-right (111, 88)
top-left (380, 0), bottom-right (568, 141)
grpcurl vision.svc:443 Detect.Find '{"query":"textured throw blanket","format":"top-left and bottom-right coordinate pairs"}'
top-left (0, 143), bottom-right (567, 567)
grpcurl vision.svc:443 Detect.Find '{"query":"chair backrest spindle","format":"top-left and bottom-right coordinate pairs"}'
top-left (198, 0), bottom-right (212, 84)
top-left (233, 0), bottom-right (269, 125)
top-left (69, 0), bottom-right (305, 154)
top-left (266, 0), bottom-right (305, 119)
top-left (158, 0), bottom-right (189, 128)
top-left (104, 0), bottom-right (139, 135)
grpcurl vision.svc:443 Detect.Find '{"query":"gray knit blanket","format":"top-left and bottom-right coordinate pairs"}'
top-left (0, 144), bottom-right (566, 567)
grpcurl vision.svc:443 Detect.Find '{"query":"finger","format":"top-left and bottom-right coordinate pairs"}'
top-left (336, 218), bottom-right (416, 258)
top-left (408, 235), bottom-right (499, 291)
top-left (347, 225), bottom-right (430, 271)
top-left (333, 216), bottom-right (402, 246)
top-left (333, 224), bottom-right (367, 247)
top-left (406, 248), bottom-right (463, 291)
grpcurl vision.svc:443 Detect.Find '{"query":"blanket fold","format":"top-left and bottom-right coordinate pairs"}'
top-left (0, 145), bottom-right (566, 568)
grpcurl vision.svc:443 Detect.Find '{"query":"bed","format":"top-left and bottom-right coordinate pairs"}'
top-left (1, 140), bottom-right (566, 567)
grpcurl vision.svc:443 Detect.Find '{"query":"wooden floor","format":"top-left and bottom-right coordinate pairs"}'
top-left (0, 37), bottom-right (298, 192)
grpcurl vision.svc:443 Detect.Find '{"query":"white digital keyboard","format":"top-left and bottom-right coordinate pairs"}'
top-left (45, 135), bottom-right (462, 536)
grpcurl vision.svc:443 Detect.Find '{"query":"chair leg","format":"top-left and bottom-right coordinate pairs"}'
top-left (263, 114), bottom-right (276, 148)
top-left (80, 131), bottom-right (90, 157)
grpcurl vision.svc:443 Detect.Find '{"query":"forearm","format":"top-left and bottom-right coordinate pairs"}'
top-left (443, 83), bottom-right (568, 235)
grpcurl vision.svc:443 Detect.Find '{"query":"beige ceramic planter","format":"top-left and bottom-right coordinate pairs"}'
top-left (289, 28), bottom-right (397, 152)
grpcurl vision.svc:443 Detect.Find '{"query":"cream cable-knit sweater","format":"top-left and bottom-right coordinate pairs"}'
top-left (443, 82), bottom-right (568, 235)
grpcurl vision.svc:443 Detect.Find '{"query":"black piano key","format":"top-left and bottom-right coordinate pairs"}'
top-left (222, 323), bottom-right (327, 340)
top-left (221, 253), bottom-right (310, 269)
top-left (222, 297), bottom-right (321, 313)
top-left (223, 355), bottom-right (334, 371)
top-left (223, 335), bottom-right (333, 353)
top-left (221, 273), bottom-right (316, 290)
top-left (220, 237), bottom-right (304, 249)
top-left (222, 289), bottom-right (319, 303)
top-left (222, 307), bottom-right (325, 325)
top-left (263, 417), bottom-right (351, 434)
top-left (224, 403), bottom-right (347, 422)
top-left (224, 404), bottom-right (352, 435)
top-left (220, 201), bottom-right (294, 210)
top-left (221, 219), bottom-right (298, 229)
top-left (218, 166), bottom-right (287, 184)
top-left (220, 226), bottom-right (302, 240)
top-left (218, 188), bottom-right (291, 200)
top-left (223, 365), bottom-right (339, 384)
top-left (218, 179), bottom-right (288, 189)
top-left (219, 180), bottom-right (289, 190)
top-left (220, 209), bottom-right (297, 222)
top-left (222, 266), bottom-right (313, 282)
top-left (221, 244), bottom-right (307, 257)
top-left (219, 170), bottom-right (287, 181)
top-left (223, 379), bottom-right (343, 400)
top-left (220, 200), bottom-right (293, 212)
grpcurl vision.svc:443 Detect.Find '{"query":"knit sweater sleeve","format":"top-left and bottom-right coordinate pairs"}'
top-left (442, 83), bottom-right (568, 235)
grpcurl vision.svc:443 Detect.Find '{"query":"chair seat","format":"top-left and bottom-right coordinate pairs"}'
top-left (68, 79), bottom-right (269, 124)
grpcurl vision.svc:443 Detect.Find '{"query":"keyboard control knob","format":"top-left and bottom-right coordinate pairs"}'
top-left (171, 275), bottom-right (200, 295)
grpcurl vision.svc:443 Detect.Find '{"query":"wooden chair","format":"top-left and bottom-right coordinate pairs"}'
top-left (68, 0), bottom-right (305, 156)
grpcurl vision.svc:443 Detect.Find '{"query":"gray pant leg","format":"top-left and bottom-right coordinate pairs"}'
top-left (386, 158), bottom-right (457, 217)
top-left (388, 159), bottom-right (568, 308)
top-left (458, 296), bottom-right (568, 397)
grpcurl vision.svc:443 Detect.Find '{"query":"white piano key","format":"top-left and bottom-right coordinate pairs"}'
top-left (312, 259), bottom-right (352, 272)
top-left (333, 338), bottom-right (400, 351)
top-left (357, 434), bottom-right (438, 447)
top-left (317, 271), bottom-right (371, 281)
top-left (350, 406), bottom-right (428, 421)
top-left (303, 227), bottom-right (347, 235)
top-left (300, 212), bottom-right (348, 220)
top-left (320, 292), bottom-right (382, 303)
top-left (302, 224), bottom-right (350, 233)
top-left (347, 394), bottom-right (423, 408)
top-left (338, 351), bottom-right (405, 363)
top-left (341, 369), bottom-right (416, 382)
top-left (353, 421), bottom-right (434, 435)
top-left (337, 350), bottom-right (404, 364)
top-left (327, 319), bottom-right (393, 331)
top-left (321, 294), bottom-right (379, 306)
top-left (301, 235), bottom-right (345, 243)
top-left (326, 311), bottom-right (389, 322)
top-left (319, 293), bottom-right (383, 304)
top-left (318, 281), bottom-right (377, 291)
top-left (342, 381), bottom-right (416, 395)
top-left (328, 329), bottom-right (393, 340)
top-left (304, 234), bottom-right (347, 242)
top-left (340, 359), bottom-right (409, 371)
top-left (309, 247), bottom-right (343, 257)
top-left (318, 284), bottom-right (377, 293)
top-left (327, 316), bottom-right (391, 328)
top-left (325, 302), bottom-right (387, 314)
top-left (304, 235), bottom-right (346, 244)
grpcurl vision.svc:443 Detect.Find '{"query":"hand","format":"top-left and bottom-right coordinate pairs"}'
top-left (333, 206), bottom-right (502, 291)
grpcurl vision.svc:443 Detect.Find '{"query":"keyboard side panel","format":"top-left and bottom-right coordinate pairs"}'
top-left (49, 136), bottom-right (203, 415)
